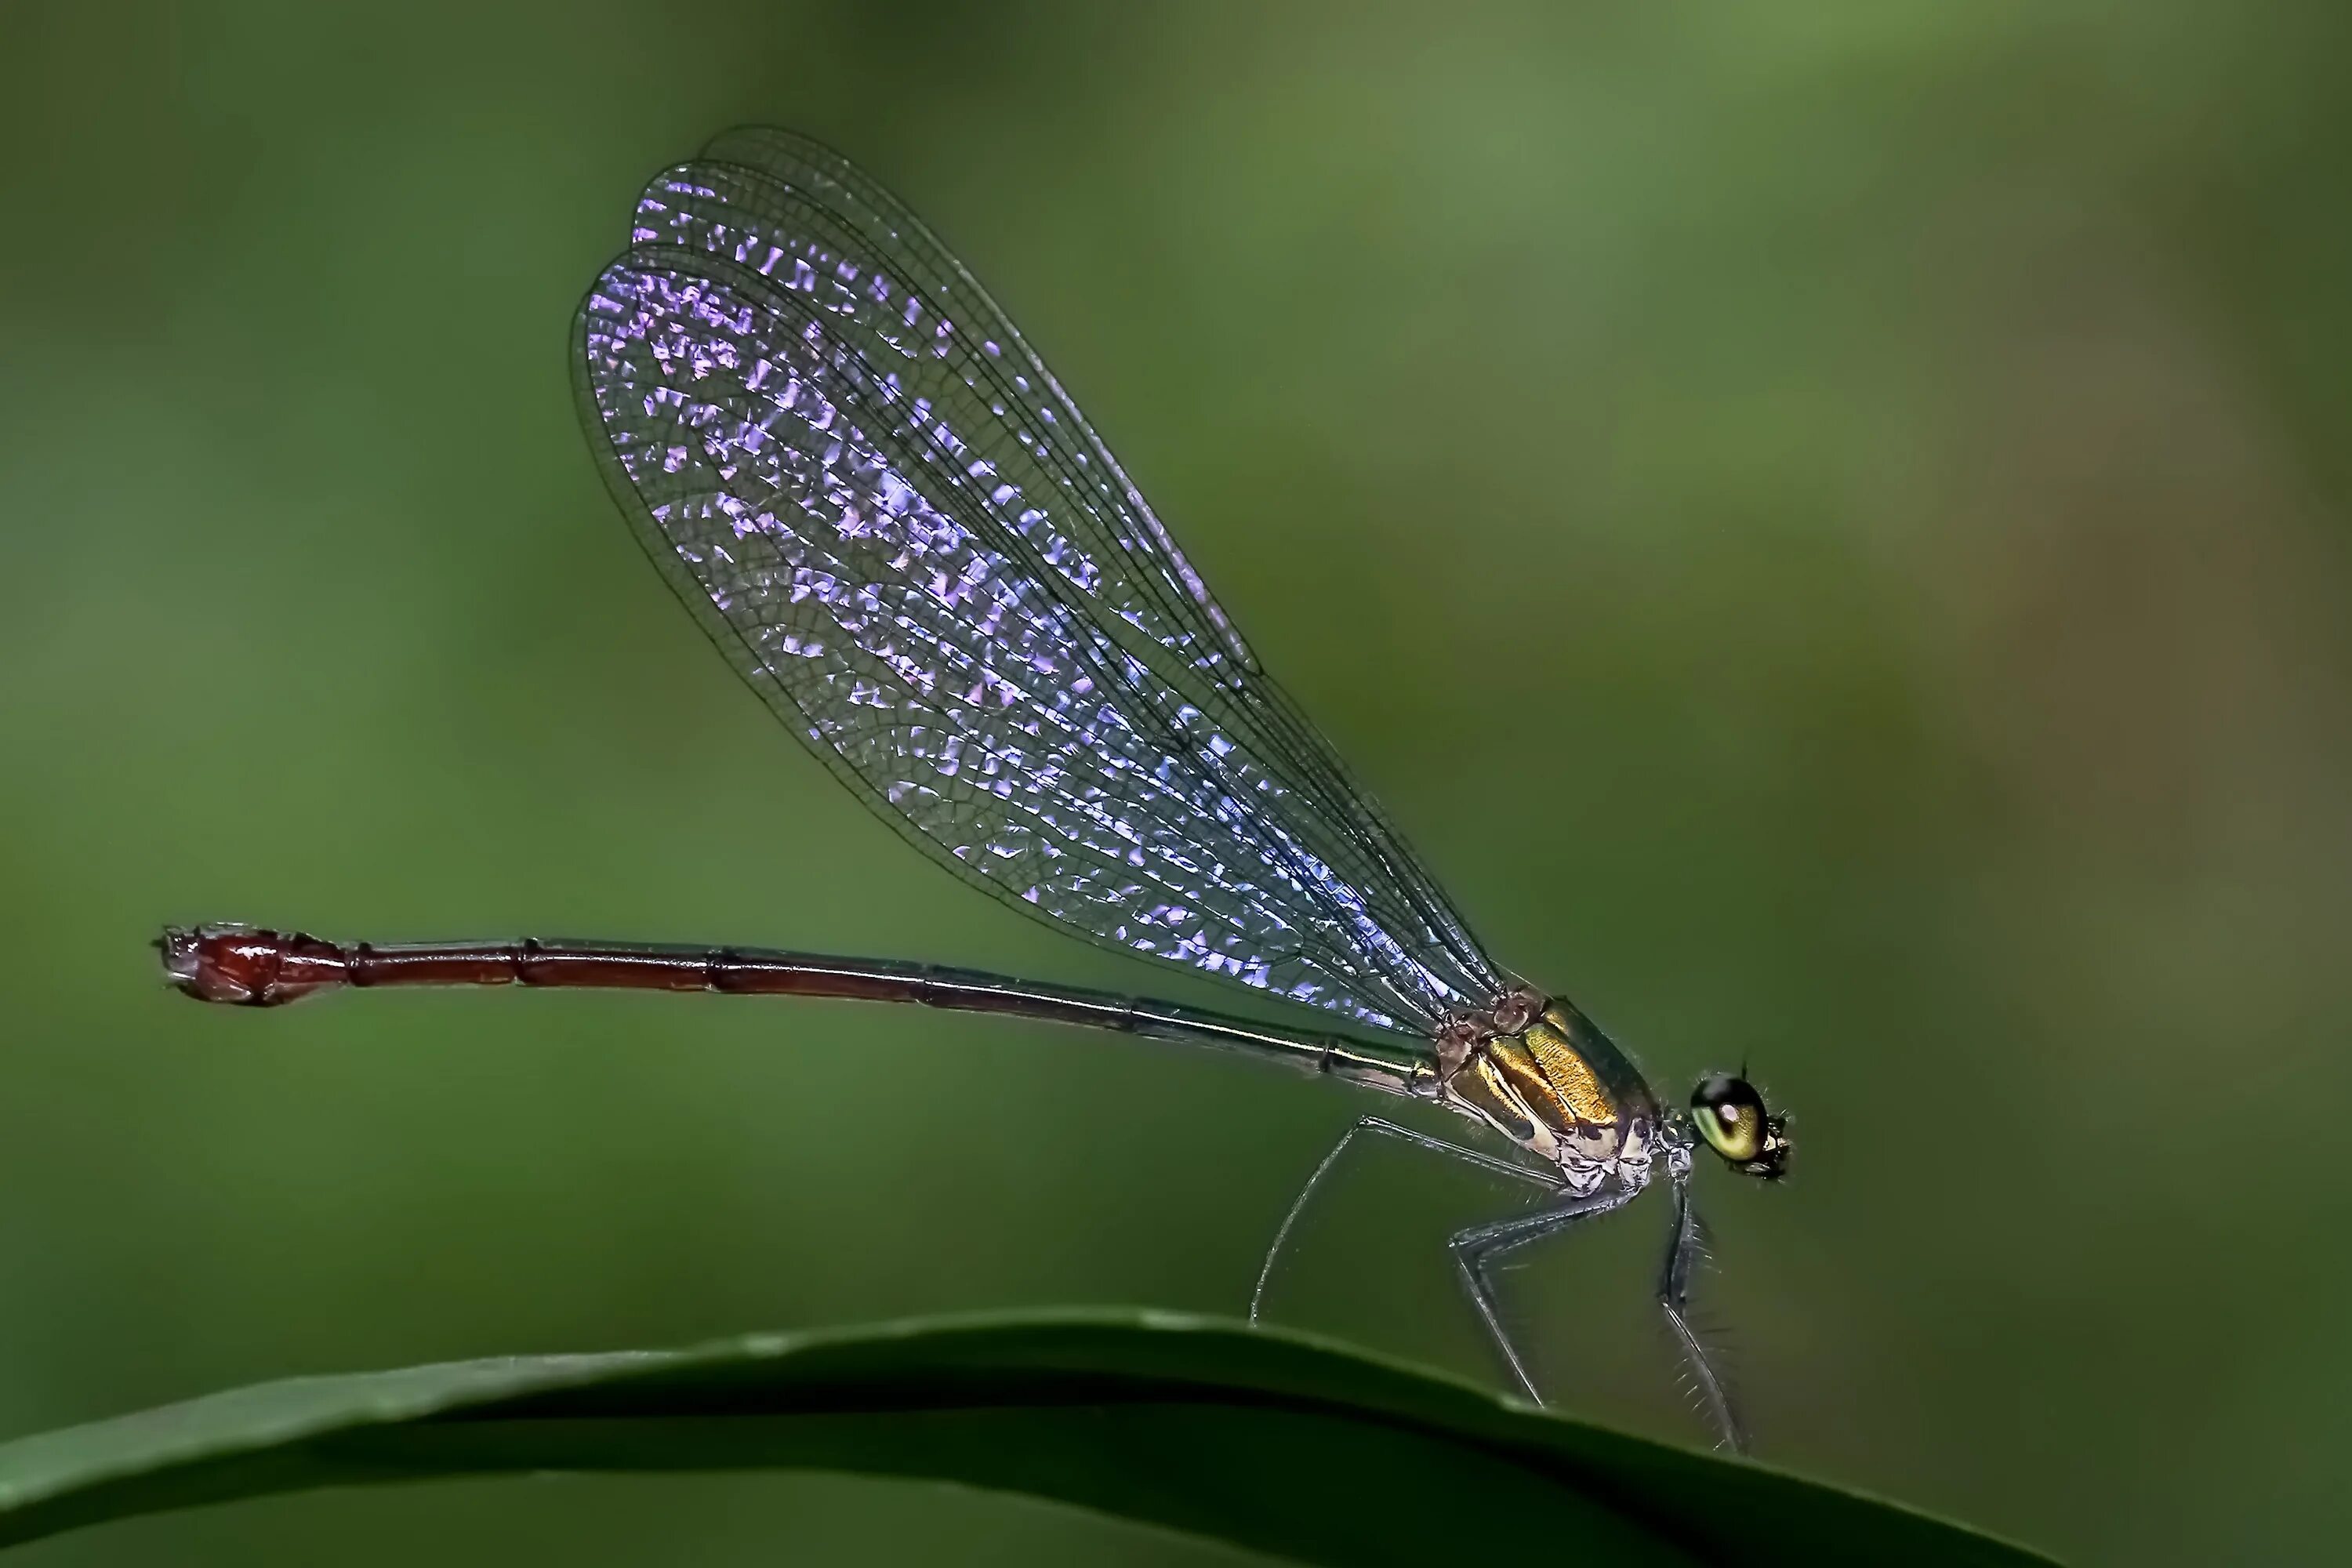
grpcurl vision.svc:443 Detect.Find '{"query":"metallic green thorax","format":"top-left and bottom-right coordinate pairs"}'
top-left (1436, 993), bottom-right (1661, 1176)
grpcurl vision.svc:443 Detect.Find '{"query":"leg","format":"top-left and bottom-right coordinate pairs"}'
top-left (1250, 1114), bottom-right (1555, 1323)
top-left (1659, 1164), bottom-right (1749, 1454)
top-left (1449, 1185), bottom-right (1640, 1403)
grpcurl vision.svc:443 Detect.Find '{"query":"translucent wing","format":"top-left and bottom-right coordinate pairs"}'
top-left (691, 132), bottom-right (1488, 955)
top-left (573, 129), bottom-right (1505, 1035)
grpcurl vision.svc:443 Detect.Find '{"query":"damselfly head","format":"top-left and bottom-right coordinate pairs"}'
top-left (1690, 1073), bottom-right (1789, 1180)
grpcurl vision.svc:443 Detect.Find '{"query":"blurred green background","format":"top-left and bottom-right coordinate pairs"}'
top-left (3, 2), bottom-right (2347, 1563)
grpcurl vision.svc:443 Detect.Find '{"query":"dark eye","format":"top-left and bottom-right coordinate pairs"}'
top-left (1691, 1073), bottom-right (1766, 1163)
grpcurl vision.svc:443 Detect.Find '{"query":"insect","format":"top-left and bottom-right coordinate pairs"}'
top-left (163, 128), bottom-right (1790, 1451)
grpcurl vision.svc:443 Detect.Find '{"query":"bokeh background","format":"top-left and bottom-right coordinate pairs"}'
top-left (4, 3), bottom-right (2347, 1563)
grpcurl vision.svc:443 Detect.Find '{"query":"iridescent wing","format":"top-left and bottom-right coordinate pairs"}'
top-left (573, 129), bottom-right (1505, 1035)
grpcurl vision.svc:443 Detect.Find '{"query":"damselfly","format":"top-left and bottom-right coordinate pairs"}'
top-left (162, 129), bottom-right (1790, 1451)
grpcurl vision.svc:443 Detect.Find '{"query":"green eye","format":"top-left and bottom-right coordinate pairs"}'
top-left (1691, 1073), bottom-right (1766, 1162)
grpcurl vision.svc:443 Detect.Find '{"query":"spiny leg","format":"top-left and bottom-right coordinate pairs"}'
top-left (1250, 1114), bottom-right (1555, 1323)
top-left (1449, 1185), bottom-right (1640, 1403)
top-left (1660, 1164), bottom-right (1749, 1454)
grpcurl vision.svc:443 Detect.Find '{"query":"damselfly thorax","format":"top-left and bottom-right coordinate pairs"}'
top-left (1435, 989), bottom-right (1664, 1197)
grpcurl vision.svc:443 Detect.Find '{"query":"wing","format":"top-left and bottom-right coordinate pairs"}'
top-left (688, 130), bottom-right (1495, 981)
top-left (572, 129), bottom-right (1505, 1036)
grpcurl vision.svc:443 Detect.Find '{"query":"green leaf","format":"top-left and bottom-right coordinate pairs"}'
top-left (0, 1311), bottom-right (2055, 1566)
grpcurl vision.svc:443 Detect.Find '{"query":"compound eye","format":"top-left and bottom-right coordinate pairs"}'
top-left (1691, 1073), bottom-right (1766, 1163)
